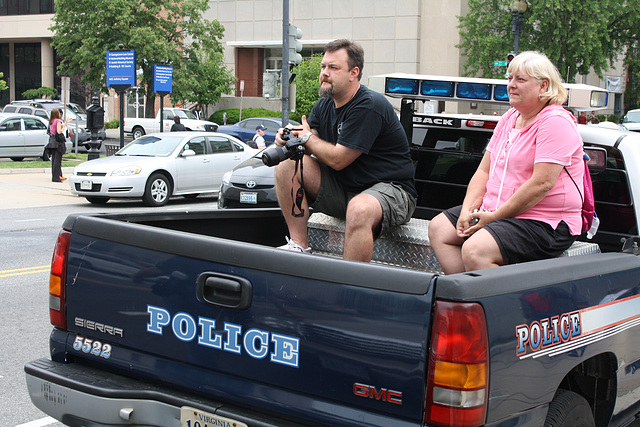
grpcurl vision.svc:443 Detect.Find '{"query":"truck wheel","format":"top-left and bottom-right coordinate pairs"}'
top-left (544, 389), bottom-right (595, 427)
top-left (143, 173), bottom-right (171, 207)
top-left (85, 196), bottom-right (110, 204)
top-left (132, 127), bottom-right (145, 140)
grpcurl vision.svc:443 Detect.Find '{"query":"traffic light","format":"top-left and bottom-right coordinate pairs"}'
top-left (507, 52), bottom-right (516, 65)
top-left (263, 71), bottom-right (279, 99)
top-left (289, 25), bottom-right (303, 65)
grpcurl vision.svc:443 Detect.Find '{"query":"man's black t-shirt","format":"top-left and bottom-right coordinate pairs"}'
top-left (307, 84), bottom-right (416, 197)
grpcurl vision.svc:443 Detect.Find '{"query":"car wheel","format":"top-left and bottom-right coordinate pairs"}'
top-left (143, 173), bottom-right (172, 207)
top-left (132, 127), bottom-right (145, 140)
top-left (86, 196), bottom-right (110, 204)
top-left (10, 157), bottom-right (24, 162)
top-left (41, 149), bottom-right (51, 161)
top-left (544, 389), bottom-right (595, 427)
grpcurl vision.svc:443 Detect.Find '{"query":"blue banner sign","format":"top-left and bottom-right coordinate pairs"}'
top-left (153, 65), bottom-right (173, 94)
top-left (106, 50), bottom-right (136, 87)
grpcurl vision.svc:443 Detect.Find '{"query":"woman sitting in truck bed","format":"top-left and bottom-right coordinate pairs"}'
top-left (428, 51), bottom-right (584, 274)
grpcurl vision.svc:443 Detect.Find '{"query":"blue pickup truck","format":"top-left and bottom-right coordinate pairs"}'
top-left (24, 75), bottom-right (640, 426)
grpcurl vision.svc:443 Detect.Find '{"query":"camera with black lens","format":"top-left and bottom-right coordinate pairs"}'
top-left (261, 128), bottom-right (306, 167)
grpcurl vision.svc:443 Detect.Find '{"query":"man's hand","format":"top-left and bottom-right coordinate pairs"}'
top-left (275, 115), bottom-right (312, 146)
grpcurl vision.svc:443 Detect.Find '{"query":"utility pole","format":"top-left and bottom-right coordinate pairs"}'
top-left (281, 0), bottom-right (290, 126)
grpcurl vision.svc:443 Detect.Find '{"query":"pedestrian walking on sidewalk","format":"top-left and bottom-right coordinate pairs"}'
top-left (48, 109), bottom-right (71, 182)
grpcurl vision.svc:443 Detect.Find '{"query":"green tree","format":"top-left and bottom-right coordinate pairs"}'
top-left (290, 54), bottom-right (322, 122)
top-left (50, 0), bottom-right (235, 117)
top-left (457, 0), bottom-right (633, 82)
top-left (0, 72), bottom-right (7, 92)
top-left (22, 87), bottom-right (57, 99)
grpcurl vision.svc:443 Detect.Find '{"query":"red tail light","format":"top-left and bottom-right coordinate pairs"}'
top-left (425, 301), bottom-right (488, 426)
top-left (466, 120), bottom-right (498, 130)
top-left (49, 229), bottom-right (71, 330)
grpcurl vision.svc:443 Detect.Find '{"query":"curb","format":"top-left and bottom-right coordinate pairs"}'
top-left (0, 166), bottom-right (76, 175)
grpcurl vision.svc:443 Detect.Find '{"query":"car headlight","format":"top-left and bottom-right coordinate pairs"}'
top-left (111, 166), bottom-right (141, 176)
top-left (222, 170), bottom-right (233, 185)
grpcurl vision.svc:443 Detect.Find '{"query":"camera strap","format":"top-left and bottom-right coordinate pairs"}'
top-left (291, 157), bottom-right (305, 217)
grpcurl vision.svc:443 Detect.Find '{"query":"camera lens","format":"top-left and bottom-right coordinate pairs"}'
top-left (261, 145), bottom-right (288, 166)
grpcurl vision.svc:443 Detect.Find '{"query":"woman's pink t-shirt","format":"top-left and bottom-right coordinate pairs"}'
top-left (482, 104), bottom-right (584, 235)
top-left (49, 118), bottom-right (62, 136)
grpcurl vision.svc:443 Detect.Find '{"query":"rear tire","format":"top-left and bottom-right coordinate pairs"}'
top-left (132, 127), bottom-right (145, 140)
top-left (86, 196), bottom-right (110, 204)
top-left (143, 173), bottom-right (171, 207)
top-left (544, 389), bottom-right (595, 427)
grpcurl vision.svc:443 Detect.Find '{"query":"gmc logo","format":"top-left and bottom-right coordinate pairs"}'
top-left (353, 382), bottom-right (403, 405)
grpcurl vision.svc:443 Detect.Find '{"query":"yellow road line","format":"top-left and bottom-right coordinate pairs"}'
top-left (0, 265), bottom-right (50, 278)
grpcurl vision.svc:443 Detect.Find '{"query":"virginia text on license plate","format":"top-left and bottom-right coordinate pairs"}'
top-left (180, 406), bottom-right (247, 427)
top-left (240, 192), bottom-right (257, 204)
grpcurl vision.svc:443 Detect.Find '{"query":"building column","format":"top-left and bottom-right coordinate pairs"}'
top-left (9, 42), bottom-right (14, 101)
top-left (41, 38), bottom-right (54, 89)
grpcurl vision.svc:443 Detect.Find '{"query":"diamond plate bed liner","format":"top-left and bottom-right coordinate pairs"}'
top-left (307, 213), bottom-right (601, 274)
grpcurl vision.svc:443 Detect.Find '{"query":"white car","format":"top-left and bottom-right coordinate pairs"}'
top-left (69, 132), bottom-right (258, 206)
top-left (0, 112), bottom-right (71, 161)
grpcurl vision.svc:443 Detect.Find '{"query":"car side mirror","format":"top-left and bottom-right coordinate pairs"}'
top-left (182, 149), bottom-right (196, 157)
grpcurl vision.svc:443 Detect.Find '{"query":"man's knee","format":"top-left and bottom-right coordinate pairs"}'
top-left (345, 194), bottom-right (382, 229)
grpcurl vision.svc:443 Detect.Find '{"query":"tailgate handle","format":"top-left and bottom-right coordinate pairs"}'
top-left (196, 273), bottom-right (252, 310)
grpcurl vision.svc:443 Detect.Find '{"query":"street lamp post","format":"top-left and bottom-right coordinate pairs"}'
top-left (510, 0), bottom-right (527, 55)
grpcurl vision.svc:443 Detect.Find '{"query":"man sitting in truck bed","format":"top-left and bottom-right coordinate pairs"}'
top-left (273, 39), bottom-right (417, 262)
top-left (428, 51), bottom-right (584, 274)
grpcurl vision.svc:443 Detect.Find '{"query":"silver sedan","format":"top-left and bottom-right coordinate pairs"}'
top-left (69, 132), bottom-right (258, 206)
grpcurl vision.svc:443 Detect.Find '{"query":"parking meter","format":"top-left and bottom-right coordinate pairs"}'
top-left (86, 100), bottom-right (105, 160)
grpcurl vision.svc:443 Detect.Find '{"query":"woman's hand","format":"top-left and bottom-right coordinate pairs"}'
top-left (457, 208), bottom-right (494, 237)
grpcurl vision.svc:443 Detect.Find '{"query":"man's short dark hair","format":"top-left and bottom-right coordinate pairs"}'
top-left (324, 39), bottom-right (364, 81)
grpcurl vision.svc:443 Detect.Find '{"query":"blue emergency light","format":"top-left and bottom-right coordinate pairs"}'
top-left (494, 85), bottom-right (509, 101)
top-left (457, 83), bottom-right (491, 100)
top-left (420, 81), bottom-right (455, 97)
top-left (385, 78), bottom-right (419, 95)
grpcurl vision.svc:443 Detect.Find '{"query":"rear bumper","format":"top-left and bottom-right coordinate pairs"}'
top-left (24, 358), bottom-right (299, 427)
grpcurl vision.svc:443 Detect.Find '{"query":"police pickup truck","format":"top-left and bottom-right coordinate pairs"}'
top-left (24, 75), bottom-right (640, 427)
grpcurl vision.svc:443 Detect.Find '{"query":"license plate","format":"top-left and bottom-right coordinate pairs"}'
top-left (80, 180), bottom-right (92, 190)
top-left (180, 406), bottom-right (247, 427)
top-left (240, 191), bottom-right (257, 204)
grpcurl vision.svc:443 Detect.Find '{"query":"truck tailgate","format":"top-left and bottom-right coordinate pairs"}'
top-left (60, 212), bottom-right (435, 426)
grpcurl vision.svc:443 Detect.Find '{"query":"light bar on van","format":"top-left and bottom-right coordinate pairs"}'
top-left (373, 73), bottom-right (611, 111)
top-left (421, 81), bottom-right (455, 97)
top-left (386, 78), bottom-right (419, 95)
top-left (493, 85), bottom-right (509, 102)
top-left (457, 83), bottom-right (492, 100)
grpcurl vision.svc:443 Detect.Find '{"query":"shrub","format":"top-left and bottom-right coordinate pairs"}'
top-left (607, 114), bottom-right (620, 123)
top-left (597, 114), bottom-right (607, 123)
top-left (105, 119), bottom-right (120, 129)
top-left (209, 108), bottom-right (281, 125)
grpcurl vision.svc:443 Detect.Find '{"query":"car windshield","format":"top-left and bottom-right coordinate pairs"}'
top-left (625, 110), bottom-right (640, 123)
top-left (117, 135), bottom-right (184, 156)
top-left (174, 109), bottom-right (197, 120)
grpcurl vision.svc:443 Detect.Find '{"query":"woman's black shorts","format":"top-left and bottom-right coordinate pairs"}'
top-left (444, 205), bottom-right (577, 265)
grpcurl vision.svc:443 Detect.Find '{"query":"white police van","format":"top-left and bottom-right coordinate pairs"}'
top-left (369, 73), bottom-right (640, 253)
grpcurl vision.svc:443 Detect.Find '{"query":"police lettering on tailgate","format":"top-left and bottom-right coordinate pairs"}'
top-left (146, 305), bottom-right (300, 368)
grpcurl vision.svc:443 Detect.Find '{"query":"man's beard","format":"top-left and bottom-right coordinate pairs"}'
top-left (319, 82), bottom-right (333, 98)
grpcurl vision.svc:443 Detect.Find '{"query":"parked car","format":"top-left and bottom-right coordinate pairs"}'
top-left (0, 112), bottom-right (71, 161)
top-left (622, 108), bottom-right (640, 132)
top-left (2, 100), bottom-right (105, 145)
top-left (69, 131), bottom-right (258, 206)
top-left (217, 117), bottom-right (300, 145)
top-left (218, 150), bottom-right (278, 208)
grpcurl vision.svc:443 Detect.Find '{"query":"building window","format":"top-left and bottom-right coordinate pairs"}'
top-left (0, 0), bottom-right (54, 15)
top-left (14, 43), bottom-right (42, 98)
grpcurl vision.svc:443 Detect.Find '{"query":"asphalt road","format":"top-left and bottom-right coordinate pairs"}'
top-left (0, 169), bottom-right (218, 427)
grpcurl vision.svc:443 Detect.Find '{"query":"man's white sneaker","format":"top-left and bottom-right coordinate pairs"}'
top-left (278, 236), bottom-right (312, 254)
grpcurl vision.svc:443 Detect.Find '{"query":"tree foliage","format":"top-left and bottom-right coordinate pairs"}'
top-left (0, 72), bottom-right (7, 92)
top-left (290, 54), bottom-right (322, 122)
top-left (51, 0), bottom-right (235, 116)
top-left (457, 0), bottom-right (639, 83)
top-left (22, 87), bottom-right (57, 99)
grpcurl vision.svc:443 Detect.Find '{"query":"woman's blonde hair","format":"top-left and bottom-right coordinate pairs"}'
top-left (507, 51), bottom-right (567, 105)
